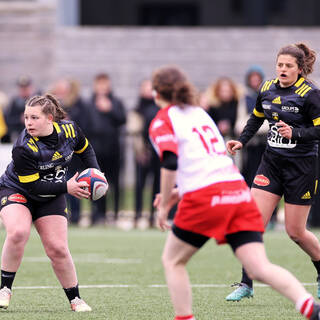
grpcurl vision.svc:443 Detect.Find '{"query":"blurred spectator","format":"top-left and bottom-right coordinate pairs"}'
top-left (5, 76), bottom-right (37, 142)
top-left (235, 65), bottom-right (278, 229)
top-left (0, 91), bottom-right (8, 142)
top-left (205, 77), bottom-right (240, 140)
top-left (127, 79), bottom-right (160, 228)
top-left (235, 65), bottom-right (268, 186)
top-left (86, 73), bottom-right (126, 225)
top-left (50, 78), bottom-right (89, 225)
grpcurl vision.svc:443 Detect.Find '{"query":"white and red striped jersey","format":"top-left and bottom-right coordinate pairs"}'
top-left (149, 105), bottom-right (243, 196)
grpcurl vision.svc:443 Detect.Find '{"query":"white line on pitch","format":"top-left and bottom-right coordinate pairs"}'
top-left (23, 257), bottom-right (141, 264)
top-left (12, 283), bottom-right (317, 290)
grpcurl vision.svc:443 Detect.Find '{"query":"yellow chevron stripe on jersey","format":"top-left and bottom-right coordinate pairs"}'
top-left (253, 108), bottom-right (265, 118)
top-left (61, 124), bottom-right (70, 138)
top-left (301, 191), bottom-right (311, 199)
top-left (272, 96), bottom-right (281, 104)
top-left (300, 86), bottom-right (312, 97)
top-left (27, 138), bottom-right (38, 153)
top-left (52, 151), bottom-right (62, 161)
top-left (313, 117), bottom-right (320, 126)
top-left (74, 138), bottom-right (89, 154)
top-left (53, 122), bottom-right (61, 133)
top-left (315, 179), bottom-right (318, 195)
top-left (295, 84), bottom-right (312, 97)
top-left (261, 78), bottom-right (278, 92)
top-left (69, 124), bottom-right (75, 138)
top-left (294, 77), bottom-right (305, 87)
top-left (18, 172), bottom-right (40, 183)
top-left (261, 81), bottom-right (269, 92)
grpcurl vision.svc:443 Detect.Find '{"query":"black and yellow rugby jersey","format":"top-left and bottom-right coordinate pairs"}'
top-left (239, 76), bottom-right (320, 157)
top-left (0, 120), bottom-right (99, 201)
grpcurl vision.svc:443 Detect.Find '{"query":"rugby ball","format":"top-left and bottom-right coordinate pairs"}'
top-left (77, 168), bottom-right (108, 201)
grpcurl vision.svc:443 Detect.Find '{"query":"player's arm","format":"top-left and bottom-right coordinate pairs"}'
top-left (158, 151), bottom-right (178, 231)
top-left (13, 146), bottom-right (67, 195)
top-left (238, 94), bottom-right (265, 146)
top-left (291, 90), bottom-right (320, 142)
top-left (74, 123), bottom-right (101, 170)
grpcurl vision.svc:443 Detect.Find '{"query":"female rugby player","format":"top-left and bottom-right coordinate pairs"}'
top-left (226, 43), bottom-right (320, 301)
top-left (149, 65), bottom-right (320, 320)
top-left (0, 94), bottom-right (99, 311)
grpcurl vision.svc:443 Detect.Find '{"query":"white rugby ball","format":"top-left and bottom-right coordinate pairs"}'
top-left (77, 168), bottom-right (108, 201)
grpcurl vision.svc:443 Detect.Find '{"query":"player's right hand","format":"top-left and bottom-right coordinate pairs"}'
top-left (67, 172), bottom-right (91, 199)
top-left (226, 140), bottom-right (243, 155)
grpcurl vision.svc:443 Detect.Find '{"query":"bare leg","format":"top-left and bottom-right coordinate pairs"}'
top-left (251, 188), bottom-right (280, 226)
top-left (0, 204), bottom-right (32, 271)
top-left (284, 203), bottom-right (320, 261)
top-left (238, 189), bottom-right (280, 287)
top-left (34, 215), bottom-right (77, 288)
top-left (162, 232), bottom-right (198, 316)
top-left (236, 242), bottom-right (309, 303)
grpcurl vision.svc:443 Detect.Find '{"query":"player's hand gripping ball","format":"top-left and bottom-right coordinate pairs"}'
top-left (77, 168), bottom-right (108, 201)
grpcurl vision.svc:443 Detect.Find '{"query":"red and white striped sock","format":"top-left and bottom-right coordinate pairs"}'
top-left (175, 315), bottom-right (195, 320)
top-left (296, 294), bottom-right (314, 318)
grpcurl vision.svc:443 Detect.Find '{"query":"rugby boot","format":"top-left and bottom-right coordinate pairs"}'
top-left (0, 287), bottom-right (11, 309)
top-left (70, 297), bottom-right (92, 312)
top-left (225, 282), bottom-right (253, 301)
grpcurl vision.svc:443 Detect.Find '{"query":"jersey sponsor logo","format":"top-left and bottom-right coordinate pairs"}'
top-left (268, 124), bottom-right (297, 148)
top-left (151, 119), bottom-right (164, 130)
top-left (155, 134), bottom-right (176, 144)
top-left (253, 174), bottom-right (270, 186)
top-left (1, 196), bottom-right (7, 206)
top-left (39, 163), bottom-right (55, 170)
top-left (42, 167), bottom-right (66, 182)
top-left (262, 104), bottom-right (271, 110)
top-left (65, 152), bottom-right (73, 161)
top-left (301, 191), bottom-right (311, 200)
top-left (8, 193), bottom-right (27, 203)
top-left (211, 189), bottom-right (251, 207)
top-left (272, 96), bottom-right (281, 104)
top-left (281, 106), bottom-right (299, 113)
top-left (52, 151), bottom-right (62, 161)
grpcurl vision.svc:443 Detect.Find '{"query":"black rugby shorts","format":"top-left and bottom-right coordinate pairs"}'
top-left (252, 151), bottom-right (317, 205)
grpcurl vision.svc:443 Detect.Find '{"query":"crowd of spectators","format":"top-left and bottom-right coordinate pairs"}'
top-left (0, 67), bottom-right (292, 229)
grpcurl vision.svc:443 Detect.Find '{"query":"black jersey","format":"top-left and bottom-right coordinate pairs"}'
top-left (239, 76), bottom-right (320, 157)
top-left (0, 120), bottom-right (99, 202)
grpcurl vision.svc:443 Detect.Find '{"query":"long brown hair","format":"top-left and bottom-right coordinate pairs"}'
top-left (26, 94), bottom-right (67, 121)
top-left (277, 42), bottom-right (316, 78)
top-left (152, 65), bottom-right (197, 106)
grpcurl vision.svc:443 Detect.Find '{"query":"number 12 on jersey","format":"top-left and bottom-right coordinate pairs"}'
top-left (192, 125), bottom-right (226, 155)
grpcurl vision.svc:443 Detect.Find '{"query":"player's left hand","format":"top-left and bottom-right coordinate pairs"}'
top-left (156, 208), bottom-right (171, 231)
top-left (276, 120), bottom-right (292, 139)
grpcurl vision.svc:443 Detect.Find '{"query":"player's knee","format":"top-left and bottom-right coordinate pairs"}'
top-left (161, 253), bottom-right (182, 270)
top-left (161, 253), bottom-right (172, 270)
top-left (7, 229), bottom-right (29, 246)
top-left (286, 227), bottom-right (304, 243)
top-left (45, 243), bottom-right (69, 261)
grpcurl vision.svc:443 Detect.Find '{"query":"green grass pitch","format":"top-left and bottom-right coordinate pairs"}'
top-left (0, 227), bottom-right (318, 319)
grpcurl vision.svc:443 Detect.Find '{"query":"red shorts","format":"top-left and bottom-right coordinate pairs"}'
top-left (174, 180), bottom-right (264, 244)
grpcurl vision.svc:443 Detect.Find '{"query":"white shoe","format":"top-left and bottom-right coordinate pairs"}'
top-left (0, 286), bottom-right (12, 309)
top-left (70, 297), bottom-right (92, 312)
